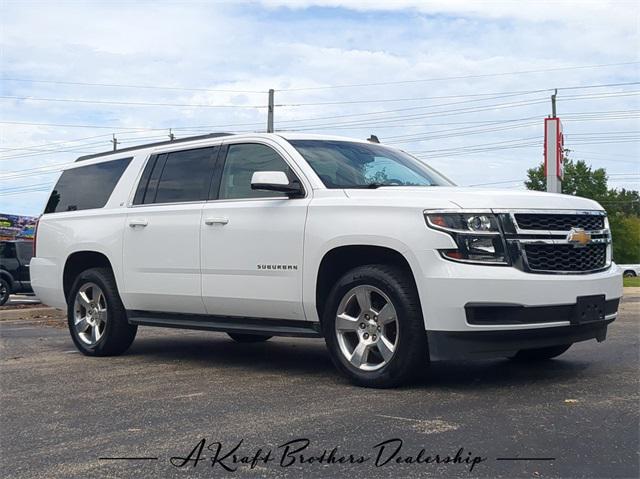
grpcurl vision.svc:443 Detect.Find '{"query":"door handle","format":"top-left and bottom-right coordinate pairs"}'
top-left (204, 217), bottom-right (229, 225)
top-left (128, 219), bottom-right (148, 227)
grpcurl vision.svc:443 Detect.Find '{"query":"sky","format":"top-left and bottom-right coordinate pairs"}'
top-left (1, 0), bottom-right (639, 216)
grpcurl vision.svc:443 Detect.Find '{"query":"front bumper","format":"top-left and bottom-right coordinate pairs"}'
top-left (414, 250), bottom-right (623, 332)
top-left (428, 318), bottom-right (614, 360)
top-left (414, 253), bottom-right (623, 360)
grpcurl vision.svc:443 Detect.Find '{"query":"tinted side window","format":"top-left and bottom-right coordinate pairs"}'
top-left (44, 158), bottom-right (132, 214)
top-left (218, 144), bottom-right (294, 200)
top-left (153, 148), bottom-right (216, 204)
top-left (132, 155), bottom-right (158, 205)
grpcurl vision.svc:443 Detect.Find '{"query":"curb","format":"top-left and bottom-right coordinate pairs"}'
top-left (0, 307), bottom-right (66, 321)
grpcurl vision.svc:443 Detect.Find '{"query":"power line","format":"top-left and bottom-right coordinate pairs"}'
top-left (277, 61), bottom-right (640, 91)
top-left (278, 83), bottom-right (640, 106)
top-left (278, 90), bottom-right (532, 106)
top-left (0, 186), bottom-right (52, 196)
top-left (0, 95), bottom-right (267, 109)
top-left (3, 65), bottom-right (637, 96)
top-left (0, 132), bottom-right (129, 153)
top-left (277, 98), bottom-right (551, 130)
top-left (0, 182), bottom-right (53, 191)
top-left (0, 143), bottom-right (106, 161)
top-left (0, 163), bottom-right (69, 180)
top-left (0, 77), bottom-right (266, 94)
top-left (0, 119), bottom-right (266, 130)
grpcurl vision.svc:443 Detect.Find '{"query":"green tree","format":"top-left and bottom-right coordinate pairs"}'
top-left (608, 215), bottom-right (640, 264)
top-left (525, 153), bottom-right (640, 263)
top-left (525, 155), bottom-right (608, 199)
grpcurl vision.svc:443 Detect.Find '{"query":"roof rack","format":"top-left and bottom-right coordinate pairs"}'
top-left (75, 132), bottom-right (236, 162)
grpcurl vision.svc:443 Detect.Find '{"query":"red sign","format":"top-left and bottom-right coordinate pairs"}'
top-left (544, 117), bottom-right (564, 180)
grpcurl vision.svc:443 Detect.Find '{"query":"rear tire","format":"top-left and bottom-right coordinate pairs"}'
top-left (623, 270), bottom-right (636, 278)
top-left (67, 267), bottom-right (137, 356)
top-left (323, 264), bottom-right (427, 388)
top-left (227, 333), bottom-right (272, 343)
top-left (509, 344), bottom-right (572, 361)
top-left (0, 279), bottom-right (10, 306)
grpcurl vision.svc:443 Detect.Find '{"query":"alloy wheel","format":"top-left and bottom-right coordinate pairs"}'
top-left (73, 282), bottom-right (107, 346)
top-left (334, 285), bottom-right (399, 371)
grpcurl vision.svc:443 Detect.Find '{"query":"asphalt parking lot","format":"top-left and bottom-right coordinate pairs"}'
top-left (1, 292), bottom-right (638, 479)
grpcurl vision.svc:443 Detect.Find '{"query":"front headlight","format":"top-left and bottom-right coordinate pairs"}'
top-left (425, 211), bottom-right (509, 265)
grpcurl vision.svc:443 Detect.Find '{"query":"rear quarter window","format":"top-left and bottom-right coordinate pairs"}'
top-left (44, 157), bottom-right (132, 214)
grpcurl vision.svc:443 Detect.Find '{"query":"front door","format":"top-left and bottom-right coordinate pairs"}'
top-left (201, 142), bottom-right (310, 320)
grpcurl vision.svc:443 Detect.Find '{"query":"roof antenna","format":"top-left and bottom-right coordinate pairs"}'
top-left (367, 134), bottom-right (380, 143)
top-left (168, 128), bottom-right (175, 141)
top-left (111, 134), bottom-right (119, 151)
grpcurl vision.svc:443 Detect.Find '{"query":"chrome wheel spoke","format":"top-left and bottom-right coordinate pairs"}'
top-left (97, 292), bottom-right (106, 309)
top-left (350, 341), bottom-right (369, 368)
top-left (355, 289), bottom-right (372, 314)
top-left (376, 336), bottom-right (395, 362)
top-left (377, 303), bottom-right (396, 325)
top-left (75, 317), bottom-right (90, 333)
top-left (336, 313), bottom-right (359, 332)
top-left (78, 291), bottom-right (91, 309)
top-left (91, 325), bottom-right (100, 343)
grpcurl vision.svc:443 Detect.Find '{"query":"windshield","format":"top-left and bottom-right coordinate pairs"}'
top-left (289, 140), bottom-right (454, 189)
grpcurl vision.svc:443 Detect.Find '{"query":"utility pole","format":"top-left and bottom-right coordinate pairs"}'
top-left (168, 128), bottom-right (175, 141)
top-left (267, 89), bottom-right (274, 133)
top-left (551, 88), bottom-right (557, 118)
top-left (111, 134), bottom-right (119, 151)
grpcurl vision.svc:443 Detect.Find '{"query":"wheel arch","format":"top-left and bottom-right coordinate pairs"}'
top-left (314, 244), bottom-right (421, 324)
top-left (63, 251), bottom-right (114, 301)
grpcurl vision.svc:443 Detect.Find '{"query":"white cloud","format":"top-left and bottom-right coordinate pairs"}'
top-left (0, 0), bottom-right (638, 215)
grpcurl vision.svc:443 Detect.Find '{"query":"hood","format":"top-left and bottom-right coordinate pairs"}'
top-left (343, 187), bottom-right (604, 211)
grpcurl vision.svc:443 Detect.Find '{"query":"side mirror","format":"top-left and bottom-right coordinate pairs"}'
top-left (251, 171), bottom-right (303, 197)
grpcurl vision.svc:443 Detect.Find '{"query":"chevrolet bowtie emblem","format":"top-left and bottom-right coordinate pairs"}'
top-left (566, 228), bottom-right (592, 248)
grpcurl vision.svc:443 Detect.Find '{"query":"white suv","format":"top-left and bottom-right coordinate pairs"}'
top-left (31, 133), bottom-right (623, 387)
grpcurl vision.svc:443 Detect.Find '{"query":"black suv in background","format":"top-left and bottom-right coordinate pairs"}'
top-left (0, 240), bottom-right (34, 306)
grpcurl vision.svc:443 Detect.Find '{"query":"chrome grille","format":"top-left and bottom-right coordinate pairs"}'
top-left (498, 210), bottom-right (611, 274)
top-left (523, 243), bottom-right (608, 272)
top-left (514, 213), bottom-right (604, 231)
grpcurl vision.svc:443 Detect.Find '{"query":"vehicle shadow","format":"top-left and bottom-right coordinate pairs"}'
top-left (126, 331), bottom-right (596, 390)
top-left (128, 333), bottom-right (336, 378)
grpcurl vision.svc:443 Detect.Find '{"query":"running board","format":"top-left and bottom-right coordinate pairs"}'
top-left (127, 310), bottom-right (322, 338)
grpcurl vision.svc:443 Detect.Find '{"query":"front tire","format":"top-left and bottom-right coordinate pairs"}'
top-left (323, 265), bottom-right (427, 388)
top-left (623, 270), bottom-right (636, 278)
top-left (67, 267), bottom-right (137, 356)
top-left (227, 333), bottom-right (272, 343)
top-left (509, 344), bottom-right (572, 361)
top-left (0, 278), bottom-right (10, 306)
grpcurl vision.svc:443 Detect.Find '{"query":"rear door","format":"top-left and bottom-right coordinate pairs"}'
top-left (122, 146), bottom-right (219, 314)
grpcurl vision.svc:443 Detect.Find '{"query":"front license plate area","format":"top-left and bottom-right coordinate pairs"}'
top-left (573, 295), bottom-right (606, 324)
